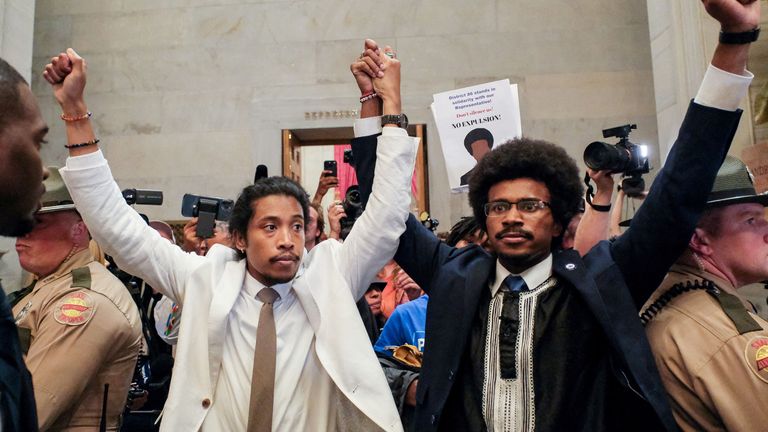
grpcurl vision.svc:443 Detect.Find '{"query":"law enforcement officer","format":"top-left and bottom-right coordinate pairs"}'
top-left (11, 168), bottom-right (142, 431)
top-left (642, 156), bottom-right (768, 431)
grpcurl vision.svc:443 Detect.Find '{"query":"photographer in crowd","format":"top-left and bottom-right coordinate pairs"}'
top-left (641, 156), bottom-right (768, 430)
top-left (305, 202), bottom-right (325, 251)
top-left (12, 168), bottom-right (142, 430)
top-left (351, 1), bottom-right (758, 429)
top-left (46, 39), bottom-right (416, 431)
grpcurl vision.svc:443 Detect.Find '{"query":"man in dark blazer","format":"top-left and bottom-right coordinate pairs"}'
top-left (351, 1), bottom-right (759, 429)
top-left (0, 57), bottom-right (44, 431)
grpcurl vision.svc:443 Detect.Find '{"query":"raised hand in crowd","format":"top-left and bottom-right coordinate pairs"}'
top-left (311, 169), bottom-right (339, 207)
top-left (394, 270), bottom-right (422, 301)
top-left (573, 168), bottom-right (614, 255)
top-left (327, 195), bottom-right (346, 241)
top-left (43, 49), bottom-right (97, 158)
top-left (182, 218), bottom-right (234, 256)
top-left (704, 0), bottom-right (760, 73)
top-left (182, 218), bottom-right (205, 254)
top-left (370, 45), bottom-right (401, 116)
top-left (351, 39), bottom-right (385, 118)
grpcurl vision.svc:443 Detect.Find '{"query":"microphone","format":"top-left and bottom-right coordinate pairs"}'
top-left (254, 165), bottom-right (268, 183)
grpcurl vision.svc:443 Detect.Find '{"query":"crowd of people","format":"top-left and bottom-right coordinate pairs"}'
top-left (0, 0), bottom-right (765, 431)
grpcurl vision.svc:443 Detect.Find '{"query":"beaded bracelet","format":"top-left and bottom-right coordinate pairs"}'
top-left (60, 111), bottom-right (92, 122)
top-left (64, 138), bottom-right (100, 149)
top-left (360, 92), bottom-right (378, 103)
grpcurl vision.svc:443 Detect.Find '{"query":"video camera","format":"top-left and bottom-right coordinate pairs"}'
top-left (583, 124), bottom-right (650, 198)
top-left (181, 194), bottom-right (234, 239)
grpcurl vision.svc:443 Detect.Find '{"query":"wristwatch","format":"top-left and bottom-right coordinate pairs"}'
top-left (719, 27), bottom-right (760, 44)
top-left (381, 113), bottom-right (409, 129)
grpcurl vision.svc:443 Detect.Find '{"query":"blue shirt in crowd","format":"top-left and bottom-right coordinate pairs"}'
top-left (374, 294), bottom-right (428, 355)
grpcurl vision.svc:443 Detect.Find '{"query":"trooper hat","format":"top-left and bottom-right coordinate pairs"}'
top-left (706, 156), bottom-right (768, 208)
top-left (38, 167), bottom-right (76, 214)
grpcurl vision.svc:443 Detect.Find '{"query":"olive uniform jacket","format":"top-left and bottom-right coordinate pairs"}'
top-left (12, 249), bottom-right (142, 431)
top-left (643, 264), bottom-right (768, 431)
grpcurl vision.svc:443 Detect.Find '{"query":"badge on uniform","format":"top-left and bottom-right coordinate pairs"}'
top-left (54, 290), bottom-right (96, 326)
top-left (744, 336), bottom-right (768, 383)
top-left (15, 300), bottom-right (33, 323)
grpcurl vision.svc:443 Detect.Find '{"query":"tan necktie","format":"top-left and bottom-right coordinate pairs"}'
top-left (247, 287), bottom-right (280, 432)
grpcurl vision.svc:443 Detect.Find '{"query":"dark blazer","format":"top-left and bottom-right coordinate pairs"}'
top-left (0, 285), bottom-right (38, 432)
top-left (352, 102), bottom-right (741, 431)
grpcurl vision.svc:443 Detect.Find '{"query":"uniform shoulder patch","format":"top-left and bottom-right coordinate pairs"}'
top-left (54, 290), bottom-right (96, 326)
top-left (744, 336), bottom-right (768, 383)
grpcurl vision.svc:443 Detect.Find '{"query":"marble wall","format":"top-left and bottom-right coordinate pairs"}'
top-left (32, 0), bottom-right (659, 226)
top-left (0, 0), bottom-right (35, 80)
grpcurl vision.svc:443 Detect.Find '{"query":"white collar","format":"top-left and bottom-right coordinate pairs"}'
top-left (489, 254), bottom-right (553, 297)
top-left (243, 270), bottom-right (293, 303)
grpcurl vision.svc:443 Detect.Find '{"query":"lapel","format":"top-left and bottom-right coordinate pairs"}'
top-left (551, 250), bottom-right (614, 332)
top-left (554, 248), bottom-right (677, 431)
top-left (289, 262), bottom-right (321, 333)
top-left (207, 259), bottom-right (246, 384)
top-left (461, 253), bottom-right (496, 338)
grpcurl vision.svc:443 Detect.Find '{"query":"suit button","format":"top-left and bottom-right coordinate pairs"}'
top-left (202, 398), bottom-right (211, 408)
top-left (431, 414), bottom-right (438, 425)
top-left (448, 370), bottom-right (454, 381)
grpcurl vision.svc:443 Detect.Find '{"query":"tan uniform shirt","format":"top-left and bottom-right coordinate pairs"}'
top-left (12, 249), bottom-right (142, 431)
top-left (643, 264), bottom-right (768, 431)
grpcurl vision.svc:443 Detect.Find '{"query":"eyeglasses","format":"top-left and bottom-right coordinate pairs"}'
top-left (483, 199), bottom-right (550, 217)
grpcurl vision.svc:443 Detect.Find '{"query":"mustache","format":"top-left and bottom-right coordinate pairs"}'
top-left (270, 253), bottom-right (300, 263)
top-left (495, 227), bottom-right (534, 240)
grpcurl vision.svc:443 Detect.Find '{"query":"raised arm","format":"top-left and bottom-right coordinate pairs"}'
top-left (46, 49), bottom-right (206, 303)
top-left (338, 43), bottom-right (418, 300)
top-left (609, 189), bottom-right (626, 238)
top-left (574, 169), bottom-right (614, 255)
top-left (609, 0), bottom-right (759, 306)
top-left (350, 38), bottom-right (385, 205)
top-left (348, 41), bottom-right (455, 293)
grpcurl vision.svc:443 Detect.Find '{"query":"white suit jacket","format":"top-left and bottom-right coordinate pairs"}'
top-left (61, 127), bottom-right (417, 431)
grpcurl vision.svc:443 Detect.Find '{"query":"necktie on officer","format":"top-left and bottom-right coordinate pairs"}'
top-left (499, 275), bottom-right (528, 379)
top-left (247, 287), bottom-right (280, 432)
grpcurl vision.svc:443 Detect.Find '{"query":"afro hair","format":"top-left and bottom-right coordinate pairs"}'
top-left (468, 137), bottom-right (584, 234)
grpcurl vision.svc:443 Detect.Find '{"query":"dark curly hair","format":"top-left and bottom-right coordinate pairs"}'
top-left (446, 216), bottom-right (483, 247)
top-left (468, 137), bottom-right (584, 235)
top-left (229, 176), bottom-right (310, 259)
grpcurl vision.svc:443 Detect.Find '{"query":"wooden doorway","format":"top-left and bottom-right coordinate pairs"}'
top-left (282, 125), bottom-right (429, 214)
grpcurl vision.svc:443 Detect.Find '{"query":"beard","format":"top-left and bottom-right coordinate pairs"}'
top-left (496, 249), bottom-right (550, 274)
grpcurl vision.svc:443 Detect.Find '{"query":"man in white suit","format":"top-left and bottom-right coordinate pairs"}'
top-left (45, 42), bottom-right (415, 431)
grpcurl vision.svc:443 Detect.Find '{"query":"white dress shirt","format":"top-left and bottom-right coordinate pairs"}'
top-left (202, 272), bottom-right (335, 431)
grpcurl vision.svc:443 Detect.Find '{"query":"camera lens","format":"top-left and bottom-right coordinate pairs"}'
top-left (345, 186), bottom-right (362, 208)
top-left (583, 141), bottom-right (629, 172)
